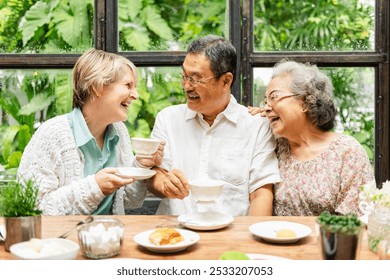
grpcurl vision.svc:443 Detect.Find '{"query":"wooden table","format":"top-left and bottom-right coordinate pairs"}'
top-left (0, 215), bottom-right (378, 260)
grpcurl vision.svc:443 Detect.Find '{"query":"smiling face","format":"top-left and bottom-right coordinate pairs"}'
top-left (264, 76), bottom-right (306, 137)
top-left (182, 53), bottom-right (231, 122)
top-left (92, 65), bottom-right (138, 125)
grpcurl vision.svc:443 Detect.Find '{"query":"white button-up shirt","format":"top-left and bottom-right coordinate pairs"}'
top-left (151, 95), bottom-right (281, 216)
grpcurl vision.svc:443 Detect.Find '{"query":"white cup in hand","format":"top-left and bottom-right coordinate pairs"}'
top-left (131, 137), bottom-right (161, 158)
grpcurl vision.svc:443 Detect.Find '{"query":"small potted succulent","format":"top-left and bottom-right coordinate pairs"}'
top-left (0, 177), bottom-right (42, 251)
top-left (317, 211), bottom-right (364, 260)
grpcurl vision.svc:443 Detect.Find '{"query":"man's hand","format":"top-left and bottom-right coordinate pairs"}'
top-left (248, 106), bottom-right (266, 117)
top-left (147, 168), bottom-right (190, 199)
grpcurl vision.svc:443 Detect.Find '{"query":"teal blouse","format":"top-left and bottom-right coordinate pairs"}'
top-left (68, 108), bottom-right (119, 214)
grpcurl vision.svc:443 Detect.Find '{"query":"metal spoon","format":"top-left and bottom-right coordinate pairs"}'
top-left (58, 216), bottom-right (94, 239)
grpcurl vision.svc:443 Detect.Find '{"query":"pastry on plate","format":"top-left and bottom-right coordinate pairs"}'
top-left (149, 228), bottom-right (184, 245)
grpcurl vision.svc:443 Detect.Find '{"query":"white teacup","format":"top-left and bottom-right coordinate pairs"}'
top-left (131, 137), bottom-right (161, 158)
top-left (189, 179), bottom-right (224, 204)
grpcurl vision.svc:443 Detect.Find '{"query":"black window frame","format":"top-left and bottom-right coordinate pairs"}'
top-left (0, 0), bottom-right (388, 184)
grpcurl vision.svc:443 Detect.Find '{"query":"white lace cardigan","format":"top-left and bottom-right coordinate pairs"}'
top-left (17, 115), bottom-right (146, 215)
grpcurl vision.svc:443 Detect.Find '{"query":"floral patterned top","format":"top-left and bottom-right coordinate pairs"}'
top-left (273, 134), bottom-right (374, 216)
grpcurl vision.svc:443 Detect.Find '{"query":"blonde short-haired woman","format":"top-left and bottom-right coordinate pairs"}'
top-left (18, 49), bottom-right (164, 215)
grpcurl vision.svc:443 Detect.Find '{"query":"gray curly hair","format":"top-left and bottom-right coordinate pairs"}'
top-left (271, 60), bottom-right (337, 131)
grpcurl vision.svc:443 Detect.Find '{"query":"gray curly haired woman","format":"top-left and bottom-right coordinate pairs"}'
top-left (249, 60), bottom-right (374, 216)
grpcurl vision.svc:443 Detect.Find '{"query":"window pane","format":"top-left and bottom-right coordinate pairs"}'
top-left (253, 0), bottom-right (375, 51)
top-left (253, 67), bottom-right (375, 163)
top-left (118, 0), bottom-right (227, 51)
top-left (0, 69), bottom-right (73, 169)
top-left (0, 0), bottom-right (94, 54)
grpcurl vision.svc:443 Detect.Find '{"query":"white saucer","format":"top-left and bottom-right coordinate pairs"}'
top-left (178, 211), bottom-right (234, 231)
top-left (133, 228), bottom-right (199, 253)
top-left (117, 167), bottom-right (156, 180)
top-left (249, 221), bottom-right (312, 244)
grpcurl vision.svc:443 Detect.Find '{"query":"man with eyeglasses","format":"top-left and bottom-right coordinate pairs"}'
top-left (146, 35), bottom-right (281, 216)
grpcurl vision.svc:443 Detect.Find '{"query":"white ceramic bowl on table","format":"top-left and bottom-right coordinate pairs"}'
top-left (131, 137), bottom-right (161, 158)
top-left (77, 218), bottom-right (124, 259)
top-left (9, 238), bottom-right (79, 260)
top-left (189, 179), bottom-right (224, 204)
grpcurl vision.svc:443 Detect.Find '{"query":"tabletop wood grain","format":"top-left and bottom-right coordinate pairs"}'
top-left (0, 215), bottom-right (378, 260)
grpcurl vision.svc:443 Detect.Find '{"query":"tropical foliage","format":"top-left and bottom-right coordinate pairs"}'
top-left (0, 0), bottom-right (375, 171)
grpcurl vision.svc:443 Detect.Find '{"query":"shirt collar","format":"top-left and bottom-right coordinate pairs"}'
top-left (185, 94), bottom-right (239, 124)
top-left (70, 108), bottom-right (118, 147)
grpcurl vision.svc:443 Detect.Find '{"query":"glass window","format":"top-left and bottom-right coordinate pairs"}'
top-left (253, 0), bottom-right (375, 51)
top-left (0, 0), bottom-right (94, 54)
top-left (118, 0), bottom-right (227, 51)
top-left (253, 67), bottom-right (375, 163)
top-left (0, 69), bottom-right (73, 169)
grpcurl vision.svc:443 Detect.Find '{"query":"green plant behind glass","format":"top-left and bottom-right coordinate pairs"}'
top-left (0, 70), bottom-right (72, 169)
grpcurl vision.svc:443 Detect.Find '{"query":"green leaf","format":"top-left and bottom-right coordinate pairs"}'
top-left (127, 100), bottom-right (143, 124)
top-left (1, 124), bottom-right (20, 161)
top-left (143, 6), bottom-right (173, 41)
top-left (132, 119), bottom-right (151, 138)
top-left (118, 0), bottom-right (142, 21)
top-left (352, 131), bottom-right (371, 143)
top-left (18, 94), bottom-right (56, 115)
top-left (19, 1), bottom-right (51, 46)
top-left (17, 124), bottom-right (32, 152)
top-left (6, 151), bottom-right (22, 168)
top-left (53, 0), bottom-right (92, 48)
top-left (122, 28), bottom-right (150, 51)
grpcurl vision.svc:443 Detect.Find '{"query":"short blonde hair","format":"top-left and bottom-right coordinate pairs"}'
top-left (72, 48), bottom-right (138, 108)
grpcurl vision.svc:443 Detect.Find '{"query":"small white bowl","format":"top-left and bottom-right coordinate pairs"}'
top-left (189, 179), bottom-right (224, 203)
top-left (78, 218), bottom-right (124, 259)
top-left (131, 137), bottom-right (161, 158)
top-left (10, 238), bottom-right (79, 260)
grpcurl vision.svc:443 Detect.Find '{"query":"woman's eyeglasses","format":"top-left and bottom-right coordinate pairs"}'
top-left (181, 74), bottom-right (216, 87)
top-left (259, 92), bottom-right (299, 108)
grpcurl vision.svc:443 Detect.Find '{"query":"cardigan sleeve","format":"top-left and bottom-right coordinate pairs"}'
top-left (17, 116), bottom-right (105, 215)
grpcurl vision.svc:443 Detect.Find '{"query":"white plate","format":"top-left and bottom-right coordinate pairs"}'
top-left (249, 221), bottom-right (312, 244)
top-left (9, 238), bottom-right (79, 260)
top-left (133, 228), bottom-right (200, 253)
top-left (117, 167), bottom-right (156, 180)
top-left (0, 224), bottom-right (5, 241)
top-left (247, 253), bottom-right (291, 260)
top-left (178, 212), bottom-right (234, 231)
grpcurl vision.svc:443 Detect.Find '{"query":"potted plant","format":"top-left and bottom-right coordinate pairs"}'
top-left (0, 177), bottom-right (42, 251)
top-left (317, 211), bottom-right (364, 260)
top-left (360, 180), bottom-right (390, 252)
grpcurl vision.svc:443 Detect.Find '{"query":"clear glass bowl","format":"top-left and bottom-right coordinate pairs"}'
top-left (77, 218), bottom-right (124, 259)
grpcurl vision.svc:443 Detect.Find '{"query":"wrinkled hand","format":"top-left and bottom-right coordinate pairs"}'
top-left (95, 167), bottom-right (135, 195)
top-left (159, 169), bottom-right (189, 199)
top-left (248, 106), bottom-right (266, 117)
top-left (137, 141), bottom-right (166, 168)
